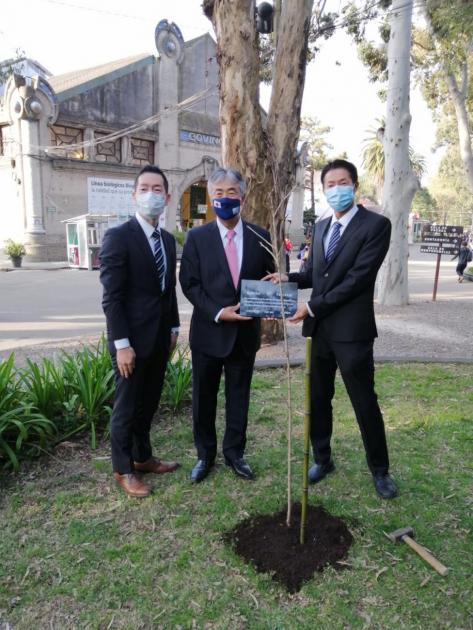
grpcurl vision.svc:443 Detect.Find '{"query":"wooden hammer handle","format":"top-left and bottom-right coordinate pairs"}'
top-left (402, 535), bottom-right (449, 576)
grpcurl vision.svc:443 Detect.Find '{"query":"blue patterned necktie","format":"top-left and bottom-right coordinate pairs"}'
top-left (151, 228), bottom-right (165, 291)
top-left (325, 221), bottom-right (341, 262)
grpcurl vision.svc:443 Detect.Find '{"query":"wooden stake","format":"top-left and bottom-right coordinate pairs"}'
top-left (300, 336), bottom-right (312, 544)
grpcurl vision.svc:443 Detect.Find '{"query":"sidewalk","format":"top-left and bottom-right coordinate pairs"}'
top-left (0, 258), bottom-right (69, 271)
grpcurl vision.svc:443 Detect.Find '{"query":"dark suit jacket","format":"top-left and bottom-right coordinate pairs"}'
top-left (289, 205), bottom-right (391, 341)
top-left (179, 219), bottom-right (274, 358)
top-left (99, 216), bottom-right (179, 358)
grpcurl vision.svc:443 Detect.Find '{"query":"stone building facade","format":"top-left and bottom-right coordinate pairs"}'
top-left (0, 22), bottom-right (222, 261)
top-left (0, 20), bottom-right (306, 262)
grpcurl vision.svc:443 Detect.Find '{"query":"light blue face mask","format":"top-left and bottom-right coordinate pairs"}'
top-left (136, 191), bottom-right (166, 217)
top-left (325, 185), bottom-right (354, 212)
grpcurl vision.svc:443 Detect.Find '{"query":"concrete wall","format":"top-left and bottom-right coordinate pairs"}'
top-left (58, 63), bottom-right (156, 129)
top-left (179, 35), bottom-right (219, 118)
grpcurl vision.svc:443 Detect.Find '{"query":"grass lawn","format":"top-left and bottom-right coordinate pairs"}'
top-left (0, 363), bottom-right (472, 629)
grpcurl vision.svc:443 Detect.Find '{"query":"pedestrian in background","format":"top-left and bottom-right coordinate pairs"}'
top-left (452, 240), bottom-right (472, 283)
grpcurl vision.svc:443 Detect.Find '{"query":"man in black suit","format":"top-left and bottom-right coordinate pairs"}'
top-left (179, 168), bottom-right (274, 483)
top-left (100, 165), bottom-right (180, 497)
top-left (266, 159), bottom-right (397, 499)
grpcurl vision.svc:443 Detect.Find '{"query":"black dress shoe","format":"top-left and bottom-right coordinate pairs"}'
top-left (308, 460), bottom-right (335, 484)
top-left (225, 457), bottom-right (254, 480)
top-left (190, 459), bottom-right (214, 483)
top-left (373, 473), bottom-right (398, 499)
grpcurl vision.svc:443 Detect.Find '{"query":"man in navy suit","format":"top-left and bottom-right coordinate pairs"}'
top-left (179, 168), bottom-right (274, 483)
top-left (100, 165), bottom-right (180, 497)
top-left (266, 159), bottom-right (397, 499)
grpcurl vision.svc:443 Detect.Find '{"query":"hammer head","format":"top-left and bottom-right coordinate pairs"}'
top-left (386, 526), bottom-right (414, 542)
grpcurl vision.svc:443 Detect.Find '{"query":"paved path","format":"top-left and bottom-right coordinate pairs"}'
top-left (1, 246), bottom-right (472, 364)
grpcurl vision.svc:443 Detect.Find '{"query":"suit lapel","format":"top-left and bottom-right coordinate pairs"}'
top-left (129, 217), bottom-right (162, 289)
top-left (315, 218), bottom-right (330, 270)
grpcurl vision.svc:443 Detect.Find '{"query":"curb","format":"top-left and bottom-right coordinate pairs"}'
top-left (0, 267), bottom-right (70, 272)
top-left (255, 356), bottom-right (473, 369)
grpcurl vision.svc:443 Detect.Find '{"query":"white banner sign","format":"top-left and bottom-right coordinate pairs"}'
top-left (87, 177), bottom-right (135, 215)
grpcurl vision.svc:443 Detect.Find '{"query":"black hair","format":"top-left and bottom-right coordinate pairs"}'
top-left (134, 165), bottom-right (169, 194)
top-left (321, 159), bottom-right (358, 186)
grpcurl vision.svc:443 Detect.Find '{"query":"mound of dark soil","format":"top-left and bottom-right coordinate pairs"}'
top-left (224, 502), bottom-right (353, 592)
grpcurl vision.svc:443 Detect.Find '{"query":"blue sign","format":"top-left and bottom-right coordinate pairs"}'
top-left (180, 130), bottom-right (221, 147)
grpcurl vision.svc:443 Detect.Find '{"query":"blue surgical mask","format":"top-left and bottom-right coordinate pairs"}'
top-left (136, 191), bottom-right (166, 217)
top-left (325, 186), bottom-right (355, 212)
top-left (213, 197), bottom-right (241, 220)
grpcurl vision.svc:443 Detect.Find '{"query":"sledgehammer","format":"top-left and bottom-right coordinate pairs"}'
top-left (385, 527), bottom-right (449, 576)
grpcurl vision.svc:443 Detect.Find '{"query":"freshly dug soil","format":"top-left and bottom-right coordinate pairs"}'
top-left (224, 502), bottom-right (354, 592)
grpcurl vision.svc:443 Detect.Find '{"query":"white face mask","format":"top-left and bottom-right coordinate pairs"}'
top-left (136, 191), bottom-right (166, 217)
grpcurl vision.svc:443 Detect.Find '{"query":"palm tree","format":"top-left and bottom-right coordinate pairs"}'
top-left (362, 117), bottom-right (425, 202)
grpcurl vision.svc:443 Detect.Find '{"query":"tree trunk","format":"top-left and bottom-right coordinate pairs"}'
top-left (204, 0), bottom-right (314, 340)
top-left (377, 0), bottom-right (419, 306)
top-left (444, 62), bottom-right (473, 193)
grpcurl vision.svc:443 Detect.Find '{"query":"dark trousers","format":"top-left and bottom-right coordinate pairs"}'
top-left (110, 338), bottom-right (169, 474)
top-left (191, 339), bottom-right (255, 462)
top-left (310, 330), bottom-right (389, 475)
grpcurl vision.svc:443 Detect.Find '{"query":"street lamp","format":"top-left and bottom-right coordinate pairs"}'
top-left (256, 2), bottom-right (274, 34)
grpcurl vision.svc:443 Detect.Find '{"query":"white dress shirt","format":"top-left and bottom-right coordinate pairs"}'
top-left (215, 217), bottom-right (244, 322)
top-left (114, 212), bottom-right (178, 350)
top-left (323, 204), bottom-right (359, 255)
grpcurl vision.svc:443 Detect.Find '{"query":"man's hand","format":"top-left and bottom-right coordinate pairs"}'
top-left (262, 272), bottom-right (289, 283)
top-left (288, 304), bottom-right (309, 324)
top-left (170, 332), bottom-right (178, 354)
top-left (219, 303), bottom-right (252, 322)
top-left (116, 346), bottom-right (136, 379)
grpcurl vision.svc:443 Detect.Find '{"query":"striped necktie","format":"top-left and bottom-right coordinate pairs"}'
top-left (151, 228), bottom-right (165, 291)
top-left (325, 221), bottom-right (341, 262)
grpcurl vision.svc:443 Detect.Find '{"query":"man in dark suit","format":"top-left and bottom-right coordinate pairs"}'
top-left (100, 165), bottom-right (180, 497)
top-left (179, 167), bottom-right (274, 483)
top-left (266, 159), bottom-right (397, 499)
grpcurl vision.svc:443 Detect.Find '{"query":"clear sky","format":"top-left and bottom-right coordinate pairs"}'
top-left (0, 0), bottom-right (441, 180)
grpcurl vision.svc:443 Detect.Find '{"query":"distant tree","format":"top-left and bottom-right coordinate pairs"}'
top-left (430, 146), bottom-right (473, 227)
top-left (362, 118), bottom-right (426, 203)
top-left (299, 116), bottom-right (333, 211)
top-left (343, 0), bottom-right (473, 196)
top-left (0, 50), bottom-right (25, 84)
top-left (300, 115), bottom-right (333, 170)
top-left (415, 0), bottom-right (473, 194)
top-left (412, 187), bottom-right (440, 223)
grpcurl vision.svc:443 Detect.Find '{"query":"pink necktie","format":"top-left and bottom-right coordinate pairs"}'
top-left (225, 229), bottom-right (239, 289)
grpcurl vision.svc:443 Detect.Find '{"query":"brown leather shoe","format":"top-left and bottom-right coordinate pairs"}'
top-left (133, 457), bottom-right (180, 474)
top-left (114, 472), bottom-right (150, 497)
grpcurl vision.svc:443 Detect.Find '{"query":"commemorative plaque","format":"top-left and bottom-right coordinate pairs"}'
top-left (240, 280), bottom-right (298, 318)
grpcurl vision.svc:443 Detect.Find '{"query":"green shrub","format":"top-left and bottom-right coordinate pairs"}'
top-left (4, 239), bottom-right (26, 258)
top-left (60, 338), bottom-right (115, 449)
top-left (20, 357), bottom-right (68, 423)
top-left (0, 355), bottom-right (54, 470)
top-left (0, 336), bottom-right (191, 470)
top-left (161, 345), bottom-right (192, 413)
top-left (172, 230), bottom-right (187, 247)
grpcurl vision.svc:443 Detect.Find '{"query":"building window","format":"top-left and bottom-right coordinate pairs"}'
top-left (94, 131), bottom-right (121, 164)
top-left (50, 125), bottom-right (84, 159)
top-left (0, 127), bottom-right (4, 156)
top-left (130, 137), bottom-right (154, 166)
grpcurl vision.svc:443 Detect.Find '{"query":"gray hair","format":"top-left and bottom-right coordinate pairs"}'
top-left (207, 167), bottom-right (246, 197)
